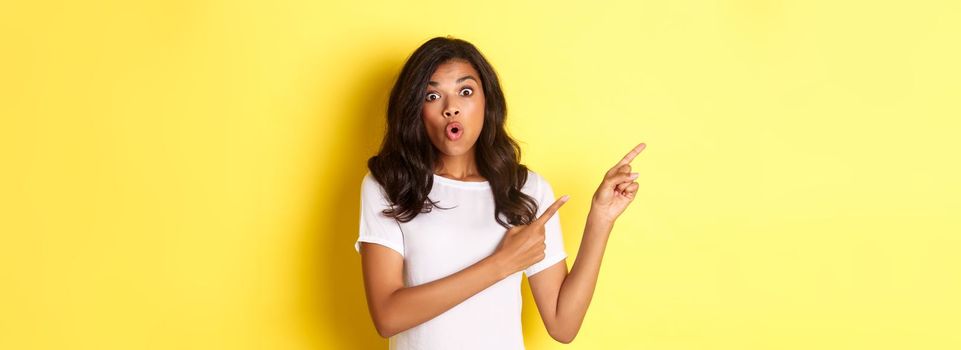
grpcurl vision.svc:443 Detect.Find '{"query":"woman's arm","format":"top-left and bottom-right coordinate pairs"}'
top-left (528, 142), bottom-right (646, 343)
top-left (360, 243), bottom-right (507, 338)
top-left (360, 195), bottom-right (568, 338)
top-left (528, 212), bottom-right (615, 343)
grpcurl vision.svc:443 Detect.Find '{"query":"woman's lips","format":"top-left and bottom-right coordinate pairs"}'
top-left (445, 122), bottom-right (464, 141)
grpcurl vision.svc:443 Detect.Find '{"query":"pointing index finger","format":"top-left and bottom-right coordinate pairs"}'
top-left (535, 195), bottom-right (569, 226)
top-left (617, 142), bottom-right (647, 166)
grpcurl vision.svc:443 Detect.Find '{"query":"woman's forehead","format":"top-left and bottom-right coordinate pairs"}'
top-left (430, 60), bottom-right (480, 83)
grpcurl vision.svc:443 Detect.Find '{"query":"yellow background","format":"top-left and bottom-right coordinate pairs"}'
top-left (2, 0), bottom-right (959, 349)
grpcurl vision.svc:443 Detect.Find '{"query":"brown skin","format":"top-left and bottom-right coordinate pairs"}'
top-left (526, 142), bottom-right (645, 343)
top-left (359, 59), bottom-right (647, 342)
top-left (421, 59), bottom-right (486, 181)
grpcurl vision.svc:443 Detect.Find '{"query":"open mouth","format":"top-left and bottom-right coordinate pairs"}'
top-left (445, 122), bottom-right (464, 141)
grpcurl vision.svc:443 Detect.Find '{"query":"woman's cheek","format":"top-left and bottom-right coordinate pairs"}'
top-left (472, 108), bottom-right (484, 140)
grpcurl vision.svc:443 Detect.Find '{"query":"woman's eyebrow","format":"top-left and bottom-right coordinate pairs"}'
top-left (428, 75), bottom-right (478, 86)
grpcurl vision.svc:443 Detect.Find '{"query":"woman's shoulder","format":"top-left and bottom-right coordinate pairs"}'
top-left (363, 169), bottom-right (549, 193)
top-left (522, 169), bottom-right (552, 194)
top-left (361, 171), bottom-right (375, 187)
top-left (360, 171), bottom-right (387, 197)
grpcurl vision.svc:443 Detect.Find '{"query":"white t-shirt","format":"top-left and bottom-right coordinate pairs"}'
top-left (354, 170), bottom-right (568, 350)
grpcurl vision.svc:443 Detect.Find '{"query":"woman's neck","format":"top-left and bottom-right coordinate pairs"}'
top-left (434, 150), bottom-right (484, 181)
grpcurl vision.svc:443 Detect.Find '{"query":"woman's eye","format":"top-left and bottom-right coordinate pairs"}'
top-left (426, 92), bottom-right (440, 101)
top-left (460, 88), bottom-right (473, 96)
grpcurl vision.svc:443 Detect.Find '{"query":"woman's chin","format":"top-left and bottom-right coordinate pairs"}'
top-left (434, 142), bottom-right (474, 157)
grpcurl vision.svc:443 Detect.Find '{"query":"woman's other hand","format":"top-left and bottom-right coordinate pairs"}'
top-left (590, 142), bottom-right (646, 224)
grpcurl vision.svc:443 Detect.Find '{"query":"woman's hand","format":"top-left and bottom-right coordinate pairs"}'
top-left (590, 142), bottom-right (646, 224)
top-left (491, 195), bottom-right (569, 276)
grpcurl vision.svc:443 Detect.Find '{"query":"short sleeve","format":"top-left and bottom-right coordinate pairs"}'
top-left (354, 172), bottom-right (405, 257)
top-left (524, 172), bottom-right (568, 277)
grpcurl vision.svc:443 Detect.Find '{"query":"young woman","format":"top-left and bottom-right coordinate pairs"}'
top-left (354, 36), bottom-right (646, 349)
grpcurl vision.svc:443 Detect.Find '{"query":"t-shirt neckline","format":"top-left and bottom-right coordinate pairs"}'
top-left (432, 173), bottom-right (490, 189)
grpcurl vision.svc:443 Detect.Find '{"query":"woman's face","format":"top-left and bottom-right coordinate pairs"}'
top-left (421, 59), bottom-right (485, 158)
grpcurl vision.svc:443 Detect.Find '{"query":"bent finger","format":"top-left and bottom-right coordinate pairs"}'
top-left (620, 182), bottom-right (640, 197)
top-left (607, 162), bottom-right (631, 178)
top-left (615, 181), bottom-right (630, 193)
top-left (607, 171), bottom-right (640, 188)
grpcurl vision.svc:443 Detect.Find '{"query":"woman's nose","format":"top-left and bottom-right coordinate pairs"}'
top-left (444, 108), bottom-right (459, 118)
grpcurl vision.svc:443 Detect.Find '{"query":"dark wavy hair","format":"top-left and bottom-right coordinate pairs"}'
top-left (367, 36), bottom-right (538, 229)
